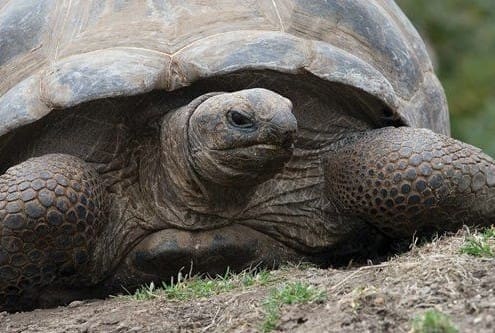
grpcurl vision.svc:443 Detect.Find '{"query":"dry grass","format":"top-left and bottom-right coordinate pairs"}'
top-left (1, 229), bottom-right (494, 332)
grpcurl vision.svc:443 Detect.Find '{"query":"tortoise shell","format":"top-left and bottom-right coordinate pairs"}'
top-left (0, 0), bottom-right (448, 139)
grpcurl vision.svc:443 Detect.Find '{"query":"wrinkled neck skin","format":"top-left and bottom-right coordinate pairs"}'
top-left (140, 95), bottom-right (258, 230)
top-left (94, 91), bottom-right (296, 281)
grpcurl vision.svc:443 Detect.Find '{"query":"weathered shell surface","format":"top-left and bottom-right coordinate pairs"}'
top-left (0, 0), bottom-right (448, 137)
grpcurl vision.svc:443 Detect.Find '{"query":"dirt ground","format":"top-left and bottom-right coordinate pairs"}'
top-left (1, 230), bottom-right (494, 332)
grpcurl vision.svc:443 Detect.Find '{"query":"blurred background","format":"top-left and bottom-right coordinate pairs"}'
top-left (397, 0), bottom-right (495, 156)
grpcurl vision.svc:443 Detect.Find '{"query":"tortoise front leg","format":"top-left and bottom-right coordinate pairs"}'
top-left (0, 154), bottom-right (105, 311)
top-left (324, 127), bottom-right (495, 238)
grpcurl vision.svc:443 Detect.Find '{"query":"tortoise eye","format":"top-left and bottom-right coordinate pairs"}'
top-left (227, 110), bottom-right (255, 129)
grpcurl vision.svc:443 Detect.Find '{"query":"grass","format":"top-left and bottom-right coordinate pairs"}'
top-left (460, 227), bottom-right (495, 257)
top-left (261, 281), bottom-right (326, 333)
top-left (412, 309), bottom-right (459, 333)
top-left (240, 269), bottom-right (272, 287)
top-left (348, 286), bottom-right (379, 313)
top-left (126, 265), bottom-right (326, 332)
top-left (279, 261), bottom-right (319, 271)
top-left (127, 268), bottom-right (274, 301)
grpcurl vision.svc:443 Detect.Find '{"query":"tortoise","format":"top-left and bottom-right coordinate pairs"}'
top-left (1, 0), bottom-right (494, 311)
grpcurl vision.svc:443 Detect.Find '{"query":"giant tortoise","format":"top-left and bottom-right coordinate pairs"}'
top-left (0, 0), bottom-right (494, 311)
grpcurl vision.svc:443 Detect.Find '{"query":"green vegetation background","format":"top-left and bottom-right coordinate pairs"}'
top-left (397, 0), bottom-right (495, 156)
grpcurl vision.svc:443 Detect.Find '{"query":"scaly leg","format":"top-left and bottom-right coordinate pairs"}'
top-left (0, 154), bottom-right (105, 311)
top-left (324, 127), bottom-right (495, 238)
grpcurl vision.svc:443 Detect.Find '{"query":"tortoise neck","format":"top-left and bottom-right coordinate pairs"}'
top-left (142, 103), bottom-right (253, 229)
top-left (160, 105), bottom-right (209, 212)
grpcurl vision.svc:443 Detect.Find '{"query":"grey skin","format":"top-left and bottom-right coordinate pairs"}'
top-left (1, 88), bottom-right (495, 312)
top-left (0, 88), bottom-right (300, 310)
top-left (1, 0), bottom-right (495, 312)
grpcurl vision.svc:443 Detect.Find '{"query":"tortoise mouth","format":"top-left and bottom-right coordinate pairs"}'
top-left (201, 142), bottom-right (294, 182)
top-left (214, 143), bottom-right (288, 149)
top-left (216, 143), bottom-right (294, 157)
top-left (212, 141), bottom-right (294, 160)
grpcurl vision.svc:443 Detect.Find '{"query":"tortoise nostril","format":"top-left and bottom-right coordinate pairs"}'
top-left (281, 130), bottom-right (295, 148)
top-left (282, 137), bottom-right (292, 149)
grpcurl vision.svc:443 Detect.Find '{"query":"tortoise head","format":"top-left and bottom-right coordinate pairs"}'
top-left (164, 88), bottom-right (297, 187)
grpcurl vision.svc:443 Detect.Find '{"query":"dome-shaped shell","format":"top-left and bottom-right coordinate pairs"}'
top-left (0, 0), bottom-right (448, 137)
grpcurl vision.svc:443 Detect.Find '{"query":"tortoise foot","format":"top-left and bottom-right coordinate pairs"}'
top-left (324, 127), bottom-right (495, 238)
top-left (0, 154), bottom-right (105, 311)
